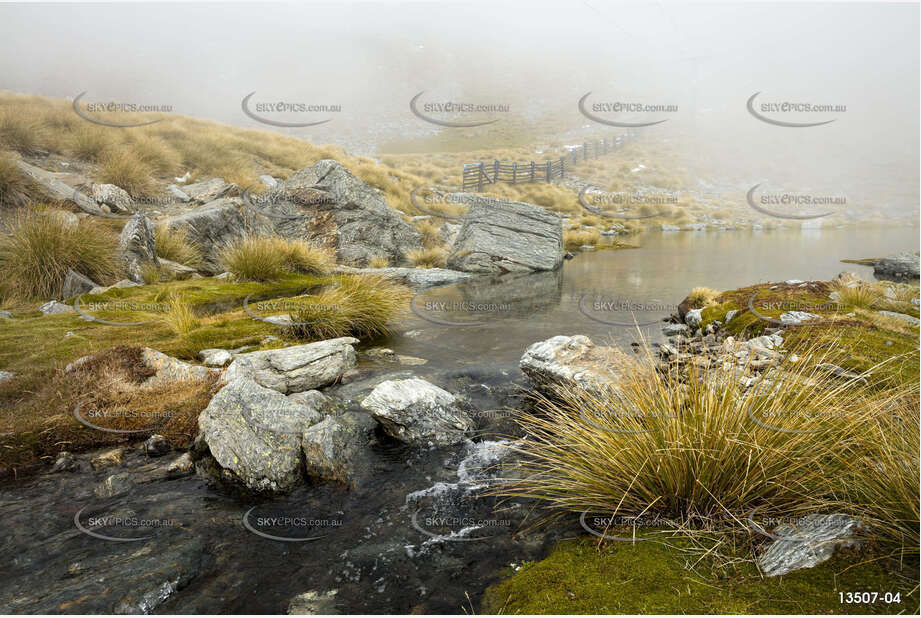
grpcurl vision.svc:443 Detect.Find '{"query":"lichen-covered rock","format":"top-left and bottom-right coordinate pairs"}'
top-left (757, 513), bottom-right (862, 576)
top-left (39, 300), bottom-right (76, 315)
top-left (221, 337), bottom-right (359, 394)
top-left (118, 213), bottom-right (158, 283)
top-left (197, 377), bottom-right (323, 492)
top-left (446, 196), bottom-right (563, 273)
top-left (301, 412), bottom-right (376, 486)
top-left (360, 378), bottom-right (473, 446)
top-left (92, 183), bottom-right (133, 213)
top-left (182, 177), bottom-right (236, 203)
top-left (520, 335), bottom-right (627, 396)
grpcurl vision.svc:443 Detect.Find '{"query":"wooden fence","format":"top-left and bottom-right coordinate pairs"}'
top-left (461, 132), bottom-right (636, 192)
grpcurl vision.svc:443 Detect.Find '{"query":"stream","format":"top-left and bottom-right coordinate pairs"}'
top-left (0, 225), bottom-right (917, 614)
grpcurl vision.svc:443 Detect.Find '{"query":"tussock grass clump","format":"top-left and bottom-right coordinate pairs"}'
top-left (0, 151), bottom-right (34, 207)
top-left (218, 235), bottom-right (334, 281)
top-left (286, 274), bottom-right (411, 340)
top-left (564, 228), bottom-right (600, 249)
top-left (685, 286), bottom-right (720, 308)
top-left (830, 278), bottom-right (884, 309)
top-left (368, 255), bottom-right (390, 269)
top-left (0, 208), bottom-right (119, 300)
top-left (407, 246), bottom-right (447, 269)
top-left (163, 292), bottom-right (200, 336)
top-left (413, 219), bottom-right (443, 249)
top-left (127, 133), bottom-right (181, 176)
top-left (97, 151), bottom-right (154, 197)
top-left (0, 107), bottom-right (45, 154)
top-left (66, 126), bottom-right (114, 162)
top-left (499, 345), bottom-right (883, 528)
top-left (154, 223), bottom-right (203, 267)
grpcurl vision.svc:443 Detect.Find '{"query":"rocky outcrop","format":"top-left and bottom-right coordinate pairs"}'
top-left (872, 252), bottom-right (920, 280)
top-left (182, 177), bottom-right (237, 203)
top-left (14, 159), bottom-right (101, 214)
top-left (162, 198), bottom-right (270, 273)
top-left (757, 514), bottom-right (862, 576)
top-left (198, 348), bottom-right (233, 367)
top-left (139, 347), bottom-right (216, 388)
top-left (446, 196), bottom-right (563, 274)
top-left (360, 378), bottom-right (473, 446)
top-left (118, 214), bottom-right (158, 283)
top-left (61, 269), bottom-right (98, 299)
top-left (267, 160), bottom-right (423, 266)
top-left (221, 337), bottom-right (359, 394)
top-left (520, 335), bottom-right (627, 396)
top-left (197, 377), bottom-right (323, 492)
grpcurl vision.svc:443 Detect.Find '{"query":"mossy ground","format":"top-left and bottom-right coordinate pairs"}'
top-left (483, 537), bottom-right (919, 614)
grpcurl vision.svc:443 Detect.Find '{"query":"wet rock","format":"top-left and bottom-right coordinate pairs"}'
top-left (287, 390), bottom-right (340, 415)
top-left (360, 347), bottom-right (427, 366)
top-left (91, 447), bottom-right (126, 470)
top-left (757, 514), bottom-right (862, 576)
top-left (334, 265), bottom-right (472, 289)
top-left (182, 177), bottom-right (236, 202)
top-left (198, 348), bottom-right (233, 367)
top-left (520, 335), bottom-right (627, 396)
top-left (52, 451), bottom-right (79, 472)
top-left (273, 160), bottom-right (423, 266)
top-left (288, 590), bottom-right (339, 615)
top-left (166, 452), bottom-right (194, 478)
top-left (877, 310), bottom-right (920, 326)
top-left (780, 311), bottom-right (821, 325)
top-left (145, 434), bottom-right (171, 457)
top-left (872, 252), bottom-right (920, 280)
top-left (197, 377), bottom-right (323, 492)
top-left (662, 323), bottom-right (688, 336)
top-left (684, 308), bottom-right (703, 328)
top-left (118, 213), bottom-right (159, 283)
top-left (39, 300), bottom-right (75, 315)
top-left (446, 196), bottom-right (563, 273)
top-left (61, 269), bottom-right (98, 299)
top-left (92, 183), bottom-right (133, 213)
top-left (361, 378), bottom-right (473, 446)
top-left (301, 412), bottom-right (376, 486)
top-left (94, 472), bottom-right (134, 498)
top-left (222, 337), bottom-right (359, 394)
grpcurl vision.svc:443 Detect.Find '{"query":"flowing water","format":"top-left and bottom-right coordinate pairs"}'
top-left (1, 226), bottom-right (917, 614)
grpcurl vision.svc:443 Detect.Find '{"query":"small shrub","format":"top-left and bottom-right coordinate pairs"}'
top-left (97, 151), bottom-right (154, 197)
top-left (140, 262), bottom-right (165, 285)
top-left (407, 246), bottom-right (447, 268)
top-left (0, 208), bottom-right (119, 300)
top-left (831, 278), bottom-right (883, 309)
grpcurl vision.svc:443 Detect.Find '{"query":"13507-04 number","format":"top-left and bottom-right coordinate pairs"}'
top-left (839, 592), bottom-right (901, 604)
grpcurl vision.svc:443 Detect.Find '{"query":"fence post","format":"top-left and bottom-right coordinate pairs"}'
top-left (546, 160), bottom-right (551, 182)
top-left (478, 162), bottom-right (485, 192)
top-left (560, 157), bottom-right (565, 178)
top-left (512, 162), bottom-right (517, 185)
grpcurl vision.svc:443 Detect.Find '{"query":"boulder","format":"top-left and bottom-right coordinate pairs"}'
top-left (877, 310), bottom-right (920, 326)
top-left (162, 198), bottom-right (270, 273)
top-left (780, 311), bottom-right (821, 325)
top-left (144, 434), bottom-right (171, 457)
top-left (197, 377), bottom-right (323, 492)
top-left (873, 252), bottom-right (920, 279)
top-left (198, 348), bottom-right (233, 367)
top-left (301, 411), bottom-right (376, 486)
top-left (446, 196), bottom-right (563, 273)
top-left (157, 258), bottom-right (198, 277)
top-left (361, 378), bottom-right (473, 446)
top-left (757, 514), bottom-right (862, 576)
top-left (662, 323), bottom-right (688, 336)
top-left (684, 308), bottom-right (703, 328)
top-left (0, 370), bottom-right (14, 385)
top-left (39, 300), bottom-right (75, 315)
top-left (166, 184), bottom-right (191, 203)
top-left (14, 159), bottom-right (101, 214)
top-left (221, 337), bottom-right (359, 394)
top-left (61, 269), bottom-right (98, 299)
top-left (259, 174), bottom-right (278, 188)
top-left (270, 160), bottom-right (423, 266)
top-left (182, 177), bottom-right (236, 203)
top-left (520, 335), bottom-right (627, 396)
top-left (139, 347), bottom-right (215, 389)
top-left (118, 214), bottom-right (158, 283)
top-left (92, 183), bottom-right (133, 213)
top-left (287, 390), bottom-right (340, 415)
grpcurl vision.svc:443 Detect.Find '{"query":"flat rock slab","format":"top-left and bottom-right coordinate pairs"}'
top-left (447, 196), bottom-right (563, 274)
top-left (221, 337), bottom-right (359, 394)
top-left (757, 513), bottom-right (862, 576)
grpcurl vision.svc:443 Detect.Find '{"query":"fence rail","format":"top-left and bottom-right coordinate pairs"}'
top-left (461, 132), bottom-right (637, 192)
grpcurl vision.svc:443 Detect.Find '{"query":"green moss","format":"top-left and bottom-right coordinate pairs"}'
top-left (483, 538), bottom-right (919, 614)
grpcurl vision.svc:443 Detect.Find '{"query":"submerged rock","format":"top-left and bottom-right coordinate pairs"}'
top-left (361, 378), bottom-right (473, 446)
top-left (446, 196), bottom-right (563, 274)
top-left (757, 514), bottom-right (862, 576)
top-left (287, 590), bottom-right (339, 615)
top-left (222, 337), bottom-right (359, 394)
top-left (301, 412), bottom-right (375, 486)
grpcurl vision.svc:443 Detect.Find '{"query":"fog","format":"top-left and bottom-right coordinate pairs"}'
top-left (1, 0), bottom-right (918, 215)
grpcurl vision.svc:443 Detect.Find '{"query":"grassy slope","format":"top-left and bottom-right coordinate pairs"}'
top-left (482, 538), bottom-right (919, 614)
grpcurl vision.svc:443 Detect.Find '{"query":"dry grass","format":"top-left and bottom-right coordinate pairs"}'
top-left (413, 219), bottom-right (443, 249)
top-left (0, 150), bottom-right (34, 207)
top-left (0, 208), bottom-right (120, 300)
top-left (66, 125), bottom-right (114, 162)
top-left (564, 228), bottom-right (601, 249)
top-left (830, 278), bottom-right (884, 309)
top-left (162, 291), bottom-right (200, 336)
top-left (218, 235), bottom-right (334, 281)
top-left (97, 151), bottom-right (155, 197)
top-left (407, 246), bottom-right (447, 268)
top-left (685, 286), bottom-right (720, 308)
top-left (368, 255), bottom-right (390, 268)
top-left (154, 222), bottom-right (203, 267)
top-left (286, 273), bottom-right (411, 340)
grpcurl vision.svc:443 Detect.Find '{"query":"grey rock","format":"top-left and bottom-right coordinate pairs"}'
top-left (166, 184), bottom-right (191, 202)
top-left (0, 370), bottom-right (14, 385)
top-left (877, 310), bottom-right (920, 326)
top-left (182, 177), bottom-right (236, 202)
top-left (725, 309), bottom-right (739, 323)
top-left (221, 337), bottom-right (359, 394)
top-left (334, 265), bottom-right (472, 289)
top-left (158, 258), bottom-right (198, 277)
top-left (872, 252), bottom-right (920, 279)
top-left (780, 311), bottom-right (821, 325)
top-left (90, 447), bottom-right (126, 470)
top-left (0, 310), bottom-right (12, 318)
top-left (757, 514), bottom-right (862, 576)
top-left (520, 335), bottom-right (627, 396)
top-left (87, 278), bottom-right (141, 295)
top-left (14, 159), bottom-right (102, 214)
top-left (94, 472), bottom-right (134, 498)
top-left (198, 348), bottom-right (233, 367)
top-left (361, 378), bottom-right (473, 446)
top-left (52, 451), bottom-right (78, 472)
top-left (92, 183), bottom-right (133, 213)
top-left (118, 214), bottom-right (159, 283)
top-left (684, 308), bottom-right (703, 328)
top-left (661, 224), bottom-right (680, 231)
top-left (288, 590), bottom-right (339, 615)
top-left (446, 196), bottom-right (563, 273)
top-left (747, 333), bottom-right (784, 350)
top-left (273, 160), bottom-right (423, 266)
top-left (287, 390), bottom-right (340, 415)
top-left (301, 412), bottom-right (376, 486)
top-left (138, 347), bottom-right (215, 389)
top-left (197, 377), bottom-right (323, 492)
top-left (259, 174), bottom-right (278, 188)
top-left (144, 434), bottom-right (171, 457)
top-left (662, 323), bottom-right (688, 336)
top-left (39, 300), bottom-right (75, 315)
top-left (61, 269), bottom-right (98, 299)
